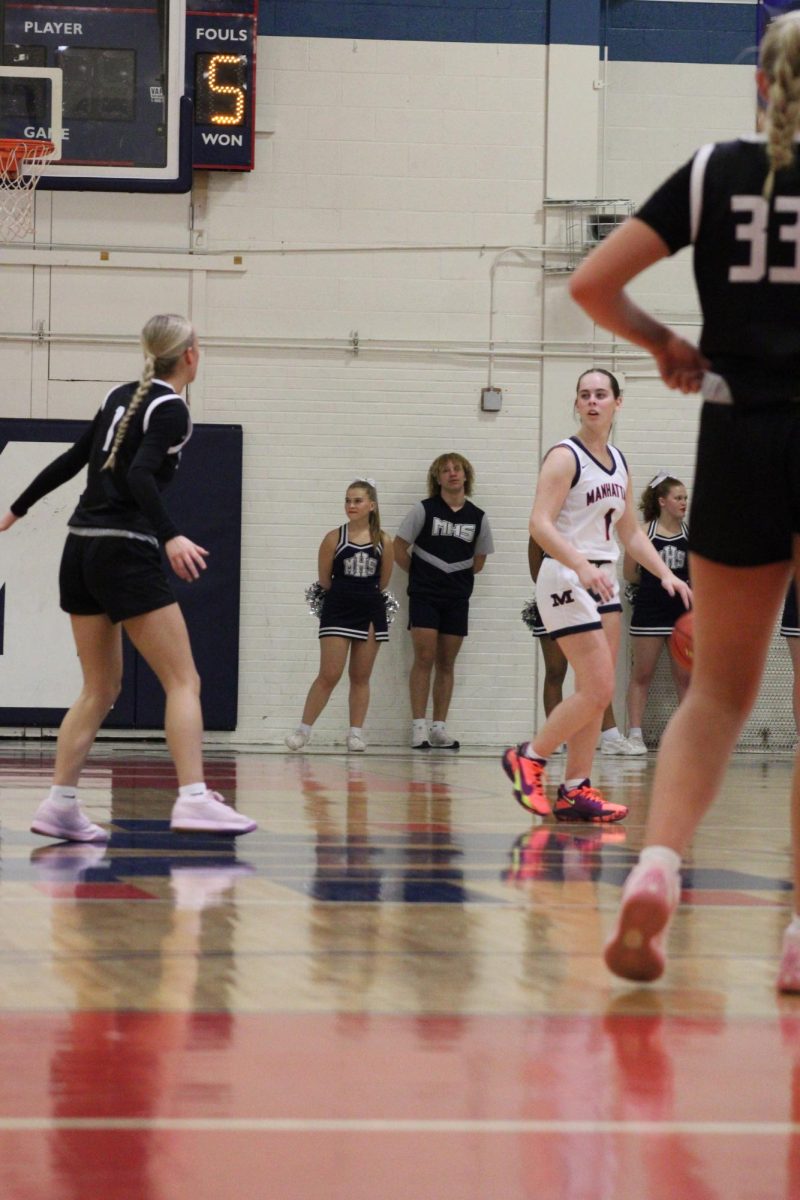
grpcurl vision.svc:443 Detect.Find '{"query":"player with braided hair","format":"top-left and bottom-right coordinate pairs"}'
top-left (0, 313), bottom-right (257, 841)
top-left (569, 10), bottom-right (800, 988)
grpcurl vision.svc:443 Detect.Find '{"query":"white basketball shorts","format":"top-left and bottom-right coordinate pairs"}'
top-left (535, 557), bottom-right (621, 639)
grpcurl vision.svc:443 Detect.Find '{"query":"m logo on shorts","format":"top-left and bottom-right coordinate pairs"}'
top-left (551, 590), bottom-right (574, 607)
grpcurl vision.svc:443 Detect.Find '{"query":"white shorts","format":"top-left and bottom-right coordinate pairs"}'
top-left (535, 557), bottom-right (621, 640)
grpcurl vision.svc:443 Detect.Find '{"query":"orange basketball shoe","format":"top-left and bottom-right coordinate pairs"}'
top-left (604, 859), bottom-right (680, 982)
top-left (501, 745), bottom-right (550, 817)
top-left (554, 779), bottom-right (628, 824)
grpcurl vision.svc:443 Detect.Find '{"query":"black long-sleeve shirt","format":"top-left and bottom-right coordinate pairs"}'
top-left (11, 380), bottom-right (192, 543)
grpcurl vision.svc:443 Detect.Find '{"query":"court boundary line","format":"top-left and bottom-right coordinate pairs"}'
top-left (0, 1117), bottom-right (798, 1134)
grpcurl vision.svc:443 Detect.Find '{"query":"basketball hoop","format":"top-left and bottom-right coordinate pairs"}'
top-left (0, 138), bottom-right (56, 242)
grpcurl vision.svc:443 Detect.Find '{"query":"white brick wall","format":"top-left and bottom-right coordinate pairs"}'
top-left (2, 38), bottom-right (792, 746)
top-left (192, 37), bottom-right (549, 745)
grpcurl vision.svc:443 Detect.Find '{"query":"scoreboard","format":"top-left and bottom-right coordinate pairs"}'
top-left (0, 0), bottom-right (257, 190)
top-left (188, 0), bottom-right (256, 171)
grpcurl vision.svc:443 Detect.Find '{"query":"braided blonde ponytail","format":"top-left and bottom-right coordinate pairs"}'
top-left (760, 12), bottom-right (800, 200)
top-left (103, 313), bottom-right (194, 471)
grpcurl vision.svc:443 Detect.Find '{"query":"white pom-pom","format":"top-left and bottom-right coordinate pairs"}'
top-left (304, 582), bottom-right (327, 618)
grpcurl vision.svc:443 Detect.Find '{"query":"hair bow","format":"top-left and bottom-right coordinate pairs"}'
top-left (648, 470), bottom-right (670, 489)
top-left (354, 477), bottom-right (377, 489)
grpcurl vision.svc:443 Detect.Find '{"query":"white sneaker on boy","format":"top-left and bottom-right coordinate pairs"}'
top-left (601, 730), bottom-right (637, 756)
top-left (625, 731), bottom-right (648, 756)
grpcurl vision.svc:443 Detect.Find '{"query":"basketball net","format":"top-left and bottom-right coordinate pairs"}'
top-left (0, 139), bottom-right (56, 242)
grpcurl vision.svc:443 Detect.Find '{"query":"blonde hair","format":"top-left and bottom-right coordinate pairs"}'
top-left (760, 11), bottom-right (800, 200)
top-left (103, 313), bottom-right (195, 471)
top-left (348, 479), bottom-right (384, 549)
top-left (426, 453), bottom-right (474, 498)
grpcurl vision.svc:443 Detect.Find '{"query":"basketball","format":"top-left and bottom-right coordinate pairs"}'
top-left (670, 610), bottom-right (694, 671)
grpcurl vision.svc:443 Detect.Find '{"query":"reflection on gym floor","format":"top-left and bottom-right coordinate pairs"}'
top-left (0, 743), bottom-right (796, 1199)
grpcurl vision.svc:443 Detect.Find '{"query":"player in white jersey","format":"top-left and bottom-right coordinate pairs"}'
top-left (535, 436), bottom-right (628, 639)
top-left (502, 369), bottom-right (691, 824)
top-left (568, 11), bottom-right (800, 989)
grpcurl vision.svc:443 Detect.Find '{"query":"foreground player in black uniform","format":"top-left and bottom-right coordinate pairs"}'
top-left (569, 10), bottom-right (800, 989)
top-left (394, 453), bottom-right (494, 750)
top-left (1, 313), bottom-right (257, 842)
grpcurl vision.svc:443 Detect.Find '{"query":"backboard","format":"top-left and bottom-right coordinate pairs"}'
top-left (0, 0), bottom-right (191, 191)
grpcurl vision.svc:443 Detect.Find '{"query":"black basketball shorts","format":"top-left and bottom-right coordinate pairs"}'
top-left (689, 401), bottom-right (800, 567)
top-left (408, 594), bottom-right (470, 637)
top-left (59, 533), bottom-right (175, 624)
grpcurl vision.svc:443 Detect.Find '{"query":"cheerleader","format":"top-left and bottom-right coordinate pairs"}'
top-left (623, 472), bottom-right (691, 752)
top-left (286, 479), bottom-right (393, 753)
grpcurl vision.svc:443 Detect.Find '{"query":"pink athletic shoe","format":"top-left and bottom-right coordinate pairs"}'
top-left (170, 791), bottom-right (257, 835)
top-left (501, 745), bottom-right (550, 817)
top-left (778, 926), bottom-right (800, 994)
top-left (554, 779), bottom-right (628, 824)
top-left (30, 797), bottom-right (108, 843)
top-left (604, 859), bottom-right (680, 982)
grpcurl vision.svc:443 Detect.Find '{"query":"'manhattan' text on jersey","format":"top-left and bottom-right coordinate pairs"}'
top-left (548, 437), bottom-right (628, 562)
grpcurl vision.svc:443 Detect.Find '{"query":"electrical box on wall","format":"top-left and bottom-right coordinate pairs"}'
top-left (481, 387), bottom-right (502, 412)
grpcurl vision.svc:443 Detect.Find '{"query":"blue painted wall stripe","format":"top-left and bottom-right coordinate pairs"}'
top-left (258, 1), bottom-right (548, 44)
top-left (549, 0), bottom-right (600, 47)
top-left (257, 1), bottom-right (759, 66)
top-left (607, 2), bottom-right (758, 64)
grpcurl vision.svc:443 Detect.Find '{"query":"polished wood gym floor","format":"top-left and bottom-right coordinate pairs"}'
top-left (0, 741), bottom-right (797, 1199)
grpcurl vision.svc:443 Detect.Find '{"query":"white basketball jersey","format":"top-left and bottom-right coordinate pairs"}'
top-left (550, 437), bottom-right (628, 562)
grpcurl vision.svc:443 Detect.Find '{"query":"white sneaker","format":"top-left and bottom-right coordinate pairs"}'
top-left (30, 797), bottom-right (108, 843)
top-left (600, 731), bottom-right (637, 756)
top-left (429, 728), bottom-right (460, 749)
top-left (170, 791), bottom-right (257, 835)
top-left (285, 729), bottom-right (310, 751)
top-left (346, 731), bottom-right (367, 752)
top-left (625, 732), bottom-right (648, 756)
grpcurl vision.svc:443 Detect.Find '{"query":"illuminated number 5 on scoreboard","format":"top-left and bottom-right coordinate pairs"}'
top-left (188, 2), bottom-right (257, 171)
top-left (196, 53), bottom-right (246, 126)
